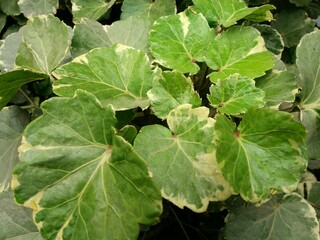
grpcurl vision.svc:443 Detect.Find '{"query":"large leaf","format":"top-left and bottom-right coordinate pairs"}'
top-left (296, 31), bottom-right (320, 160)
top-left (15, 15), bottom-right (70, 75)
top-left (205, 26), bottom-right (274, 82)
top-left (0, 106), bottom-right (29, 192)
top-left (149, 10), bottom-right (215, 74)
top-left (18, 0), bottom-right (59, 18)
top-left (71, 0), bottom-right (116, 23)
top-left (13, 90), bottom-right (162, 240)
top-left (121, 0), bottom-right (176, 23)
top-left (214, 108), bottom-right (307, 202)
top-left (0, 70), bottom-right (47, 110)
top-left (134, 104), bottom-right (232, 212)
top-left (0, 190), bottom-right (43, 240)
top-left (225, 193), bottom-right (320, 240)
top-left (191, 0), bottom-right (274, 27)
top-left (147, 71), bottom-right (201, 119)
top-left (53, 45), bottom-right (159, 110)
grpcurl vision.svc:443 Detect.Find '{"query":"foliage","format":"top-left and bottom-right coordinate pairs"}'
top-left (0, 0), bottom-right (319, 239)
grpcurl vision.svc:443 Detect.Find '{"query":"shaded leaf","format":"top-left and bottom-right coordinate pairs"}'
top-left (118, 125), bottom-right (137, 145)
top-left (289, 0), bottom-right (312, 7)
top-left (0, 13), bottom-right (6, 33)
top-left (0, 0), bottom-right (20, 16)
top-left (18, 0), bottom-right (59, 18)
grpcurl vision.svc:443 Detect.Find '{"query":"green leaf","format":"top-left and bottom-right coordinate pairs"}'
top-left (0, 106), bottom-right (29, 192)
top-left (215, 108), bottom-right (307, 202)
top-left (0, 190), bottom-right (43, 240)
top-left (118, 125), bottom-right (137, 145)
top-left (0, 0), bottom-right (20, 16)
top-left (15, 15), bottom-right (70, 75)
top-left (71, 0), bottom-right (116, 23)
top-left (147, 71), bottom-right (201, 119)
top-left (191, 0), bottom-right (274, 27)
top-left (53, 45), bottom-right (159, 110)
top-left (18, 0), bottom-right (59, 18)
top-left (289, 0), bottom-right (312, 7)
top-left (0, 12), bottom-right (6, 33)
top-left (225, 193), bottom-right (320, 240)
top-left (305, 182), bottom-right (320, 218)
top-left (255, 69), bottom-right (297, 108)
top-left (121, 0), bottom-right (176, 23)
top-left (205, 26), bottom-right (274, 82)
top-left (13, 90), bottom-right (162, 240)
top-left (208, 74), bottom-right (265, 115)
top-left (0, 70), bottom-right (47, 110)
top-left (149, 10), bottom-right (215, 74)
top-left (271, 9), bottom-right (315, 48)
top-left (134, 104), bottom-right (232, 212)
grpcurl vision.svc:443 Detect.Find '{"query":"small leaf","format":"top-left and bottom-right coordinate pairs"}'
top-left (0, 13), bottom-right (6, 33)
top-left (15, 15), bottom-right (70, 75)
top-left (205, 26), bottom-right (274, 82)
top-left (118, 125), bottom-right (137, 145)
top-left (0, 106), bottom-right (29, 192)
top-left (225, 193), bottom-right (320, 240)
top-left (147, 71), bottom-right (201, 119)
top-left (134, 104), bottom-right (232, 212)
top-left (215, 108), bottom-right (307, 202)
top-left (0, 0), bottom-right (20, 16)
top-left (53, 45), bottom-right (159, 110)
top-left (13, 90), bottom-right (162, 240)
top-left (149, 10), bottom-right (215, 74)
top-left (18, 0), bottom-right (59, 18)
top-left (208, 74), bottom-right (265, 115)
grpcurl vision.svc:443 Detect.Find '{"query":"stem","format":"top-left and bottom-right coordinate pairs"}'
top-left (19, 88), bottom-right (39, 109)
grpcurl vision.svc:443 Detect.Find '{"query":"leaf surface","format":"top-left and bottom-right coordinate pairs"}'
top-left (0, 0), bottom-right (20, 16)
top-left (13, 90), bottom-right (162, 240)
top-left (215, 108), bottom-right (307, 202)
top-left (134, 104), bottom-right (232, 212)
top-left (289, 0), bottom-right (312, 7)
top-left (53, 45), bottom-right (159, 110)
top-left (18, 0), bottom-right (59, 18)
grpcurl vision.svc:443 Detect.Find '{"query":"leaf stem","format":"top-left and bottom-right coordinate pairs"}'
top-left (18, 88), bottom-right (39, 109)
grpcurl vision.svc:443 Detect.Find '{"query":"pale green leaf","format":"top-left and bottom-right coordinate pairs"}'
top-left (147, 71), bottom-right (201, 119)
top-left (71, 0), bottom-right (116, 23)
top-left (191, 0), bottom-right (274, 27)
top-left (0, 0), bottom-right (20, 16)
top-left (121, 0), bottom-right (176, 23)
top-left (225, 193), bottom-right (320, 240)
top-left (0, 106), bottom-right (29, 192)
top-left (18, 0), bottom-right (59, 18)
top-left (271, 9), bottom-right (315, 48)
top-left (289, 0), bottom-right (312, 7)
top-left (205, 26), bottom-right (274, 82)
top-left (0, 70), bottom-right (47, 110)
top-left (53, 45), bottom-right (159, 110)
top-left (134, 104), bottom-right (232, 212)
top-left (13, 90), bottom-right (162, 240)
top-left (15, 15), bottom-right (70, 75)
top-left (215, 108), bottom-right (307, 202)
top-left (208, 74), bottom-right (265, 115)
top-left (149, 10), bottom-right (215, 74)
top-left (0, 190), bottom-right (43, 240)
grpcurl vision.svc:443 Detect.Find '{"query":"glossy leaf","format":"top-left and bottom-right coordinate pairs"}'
top-left (225, 193), bottom-right (320, 240)
top-left (0, 106), bottom-right (29, 192)
top-left (205, 26), bottom-right (274, 82)
top-left (215, 108), bottom-right (307, 202)
top-left (134, 104), bottom-right (232, 212)
top-left (15, 15), bottom-right (70, 75)
top-left (53, 45), bottom-right (159, 110)
top-left (18, 0), bottom-right (59, 18)
top-left (147, 71), bottom-right (201, 119)
top-left (208, 74), bottom-right (265, 115)
top-left (149, 10), bottom-right (215, 74)
top-left (13, 90), bottom-right (162, 240)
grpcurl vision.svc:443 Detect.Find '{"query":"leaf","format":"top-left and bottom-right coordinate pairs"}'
top-left (147, 71), bottom-right (201, 119)
top-left (205, 26), bottom-right (274, 82)
top-left (13, 90), bottom-right (162, 240)
top-left (0, 0), bottom-right (20, 16)
top-left (118, 125), bottom-right (137, 145)
top-left (0, 70), bottom-right (47, 110)
top-left (271, 9), bottom-right (315, 48)
top-left (289, 0), bottom-right (312, 7)
top-left (0, 190), bottom-right (43, 240)
top-left (255, 69), bottom-right (297, 108)
top-left (134, 104), bottom-right (232, 212)
top-left (53, 45), bottom-right (159, 110)
top-left (305, 182), bottom-right (320, 218)
top-left (0, 12), bottom-right (6, 33)
top-left (71, 0), bottom-right (116, 23)
top-left (149, 10), bottom-right (215, 74)
top-left (121, 0), bottom-right (176, 23)
top-left (0, 106), bottom-right (29, 192)
top-left (225, 193), bottom-right (320, 240)
top-left (208, 74), bottom-right (265, 115)
top-left (214, 108), bottom-right (307, 202)
top-left (15, 15), bottom-right (70, 75)
top-left (18, 0), bottom-right (59, 18)
top-left (191, 0), bottom-right (274, 27)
